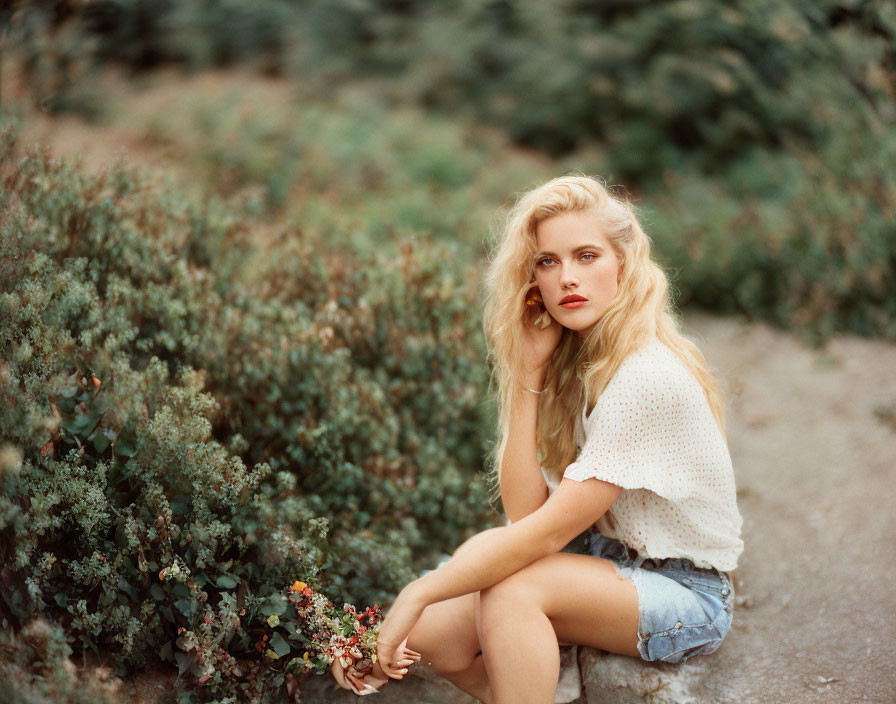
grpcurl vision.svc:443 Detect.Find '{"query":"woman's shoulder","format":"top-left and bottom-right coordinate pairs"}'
top-left (608, 337), bottom-right (697, 398)
top-left (583, 338), bottom-right (709, 429)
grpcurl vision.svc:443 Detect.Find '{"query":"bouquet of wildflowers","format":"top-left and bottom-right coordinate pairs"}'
top-left (170, 577), bottom-right (393, 701)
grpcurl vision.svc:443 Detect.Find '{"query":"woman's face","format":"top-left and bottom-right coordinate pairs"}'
top-left (533, 209), bottom-right (621, 336)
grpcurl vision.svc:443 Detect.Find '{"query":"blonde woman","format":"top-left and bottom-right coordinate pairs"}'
top-left (366, 175), bottom-right (744, 703)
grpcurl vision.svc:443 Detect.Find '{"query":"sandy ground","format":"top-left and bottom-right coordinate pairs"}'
top-left (680, 312), bottom-right (896, 704)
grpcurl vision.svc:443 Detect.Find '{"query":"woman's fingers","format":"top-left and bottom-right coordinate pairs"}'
top-left (347, 666), bottom-right (389, 695)
top-left (345, 669), bottom-right (364, 695)
top-left (377, 640), bottom-right (412, 679)
top-left (346, 668), bottom-right (371, 695)
top-left (384, 662), bottom-right (408, 679)
top-left (357, 668), bottom-right (389, 691)
top-left (378, 635), bottom-right (419, 677)
top-left (330, 659), bottom-right (352, 691)
top-left (396, 637), bottom-right (420, 657)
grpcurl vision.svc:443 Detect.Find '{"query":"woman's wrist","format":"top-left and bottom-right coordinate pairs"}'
top-left (396, 577), bottom-right (432, 611)
top-left (519, 372), bottom-right (547, 394)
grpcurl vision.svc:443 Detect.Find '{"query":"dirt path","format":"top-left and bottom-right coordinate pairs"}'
top-left (681, 312), bottom-right (896, 704)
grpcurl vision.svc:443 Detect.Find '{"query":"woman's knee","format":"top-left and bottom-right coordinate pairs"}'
top-left (479, 568), bottom-right (542, 626)
top-left (407, 594), bottom-right (481, 674)
top-left (484, 553), bottom-right (556, 599)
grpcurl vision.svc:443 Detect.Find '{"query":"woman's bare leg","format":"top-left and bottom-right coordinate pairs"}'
top-left (406, 592), bottom-right (492, 703)
top-left (478, 553), bottom-right (640, 704)
top-left (440, 653), bottom-right (489, 702)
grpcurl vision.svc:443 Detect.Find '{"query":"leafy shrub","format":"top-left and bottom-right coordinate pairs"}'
top-left (12, 0), bottom-right (892, 171)
top-left (643, 127), bottom-right (896, 341)
top-left (0, 133), bottom-right (495, 701)
top-left (6, 0), bottom-right (894, 342)
top-left (0, 617), bottom-right (125, 704)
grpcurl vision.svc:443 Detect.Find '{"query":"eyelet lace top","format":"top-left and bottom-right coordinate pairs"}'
top-left (562, 337), bottom-right (743, 572)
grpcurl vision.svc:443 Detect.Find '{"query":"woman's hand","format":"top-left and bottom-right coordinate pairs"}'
top-left (330, 619), bottom-right (422, 695)
top-left (330, 657), bottom-right (386, 696)
top-left (375, 583), bottom-right (426, 679)
top-left (522, 285), bottom-right (563, 382)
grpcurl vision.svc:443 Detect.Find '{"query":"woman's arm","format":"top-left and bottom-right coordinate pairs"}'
top-left (376, 476), bottom-right (621, 675)
top-left (498, 385), bottom-right (549, 522)
top-left (421, 476), bottom-right (620, 602)
top-left (500, 288), bottom-right (563, 522)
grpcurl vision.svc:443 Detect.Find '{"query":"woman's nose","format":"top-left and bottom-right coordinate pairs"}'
top-left (560, 263), bottom-right (578, 288)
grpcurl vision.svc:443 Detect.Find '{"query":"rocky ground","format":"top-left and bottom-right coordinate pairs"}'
top-left (302, 312), bottom-right (896, 704)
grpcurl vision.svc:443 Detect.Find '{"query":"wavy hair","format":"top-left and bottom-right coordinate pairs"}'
top-left (483, 174), bottom-right (726, 488)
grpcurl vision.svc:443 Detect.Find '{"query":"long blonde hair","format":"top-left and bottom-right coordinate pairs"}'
top-left (483, 174), bottom-right (725, 488)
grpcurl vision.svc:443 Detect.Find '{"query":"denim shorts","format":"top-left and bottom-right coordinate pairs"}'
top-left (588, 532), bottom-right (734, 664)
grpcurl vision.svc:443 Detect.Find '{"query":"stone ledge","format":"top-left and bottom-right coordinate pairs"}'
top-left (300, 662), bottom-right (478, 704)
top-left (300, 647), bottom-right (739, 704)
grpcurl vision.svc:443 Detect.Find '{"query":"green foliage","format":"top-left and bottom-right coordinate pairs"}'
top-left (642, 127), bottom-right (896, 340)
top-left (6, 0), bottom-right (894, 340)
top-left (141, 94), bottom-right (492, 244)
top-left (11, 0), bottom-right (893, 340)
top-left (0, 618), bottom-right (124, 704)
top-left (381, 0), bottom-right (893, 175)
top-left (129, 77), bottom-right (896, 342)
top-left (0, 134), bottom-right (495, 701)
top-left (11, 0), bottom-right (892, 172)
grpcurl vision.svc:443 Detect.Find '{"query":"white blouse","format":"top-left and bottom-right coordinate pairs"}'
top-left (561, 337), bottom-right (743, 572)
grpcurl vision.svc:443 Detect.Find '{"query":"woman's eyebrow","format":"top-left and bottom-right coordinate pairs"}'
top-left (534, 244), bottom-right (604, 258)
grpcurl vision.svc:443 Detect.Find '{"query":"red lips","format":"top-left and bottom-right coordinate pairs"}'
top-left (560, 294), bottom-right (587, 304)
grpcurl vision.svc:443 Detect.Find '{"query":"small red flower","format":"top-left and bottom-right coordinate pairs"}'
top-left (92, 376), bottom-right (101, 388)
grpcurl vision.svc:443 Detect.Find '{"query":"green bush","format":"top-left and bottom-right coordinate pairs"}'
top-left (6, 0), bottom-right (894, 341)
top-left (0, 133), bottom-right (495, 701)
top-left (641, 127), bottom-right (896, 340)
top-left (10, 1), bottom-right (893, 168)
top-left (131, 81), bottom-right (896, 342)
top-left (0, 617), bottom-right (125, 704)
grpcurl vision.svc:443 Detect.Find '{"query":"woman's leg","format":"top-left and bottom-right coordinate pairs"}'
top-left (477, 552), bottom-right (639, 704)
top-left (406, 592), bottom-right (492, 703)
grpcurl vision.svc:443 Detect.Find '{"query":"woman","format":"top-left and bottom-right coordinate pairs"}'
top-left (345, 175), bottom-right (743, 703)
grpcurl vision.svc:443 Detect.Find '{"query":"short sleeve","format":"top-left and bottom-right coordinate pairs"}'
top-left (563, 350), bottom-right (705, 502)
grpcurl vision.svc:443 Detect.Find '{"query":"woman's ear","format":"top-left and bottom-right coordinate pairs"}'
top-left (526, 284), bottom-right (543, 305)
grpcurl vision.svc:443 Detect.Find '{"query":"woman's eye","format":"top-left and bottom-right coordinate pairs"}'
top-left (536, 258), bottom-right (555, 267)
top-left (580, 253), bottom-right (597, 262)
